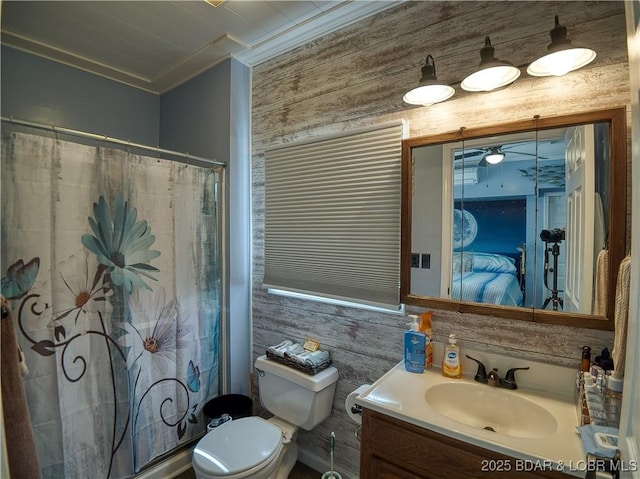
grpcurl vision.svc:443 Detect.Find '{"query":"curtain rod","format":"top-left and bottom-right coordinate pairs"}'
top-left (1, 116), bottom-right (225, 167)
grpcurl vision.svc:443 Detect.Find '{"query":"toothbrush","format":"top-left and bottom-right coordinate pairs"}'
top-left (329, 431), bottom-right (335, 478)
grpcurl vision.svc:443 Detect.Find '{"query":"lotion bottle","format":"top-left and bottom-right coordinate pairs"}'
top-left (442, 334), bottom-right (462, 378)
top-left (404, 315), bottom-right (426, 374)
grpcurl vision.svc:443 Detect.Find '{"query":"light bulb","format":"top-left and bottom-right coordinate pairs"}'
top-left (485, 153), bottom-right (504, 164)
top-left (403, 84), bottom-right (455, 106)
top-left (461, 65), bottom-right (521, 92)
top-left (527, 48), bottom-right (596, 77)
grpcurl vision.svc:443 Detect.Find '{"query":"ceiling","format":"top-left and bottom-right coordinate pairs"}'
top-left (1, 0), bottom-right (396, 94)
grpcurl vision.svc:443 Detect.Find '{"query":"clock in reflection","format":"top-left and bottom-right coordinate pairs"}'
top-left (453, 208), bottom-right (478, 249)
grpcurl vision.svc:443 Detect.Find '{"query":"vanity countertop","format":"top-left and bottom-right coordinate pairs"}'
top-left (356, 361), bottom-right (586, 477)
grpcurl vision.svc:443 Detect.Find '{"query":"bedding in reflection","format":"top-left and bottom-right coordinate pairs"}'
top-left (452, 252), bottom-right (524, 306)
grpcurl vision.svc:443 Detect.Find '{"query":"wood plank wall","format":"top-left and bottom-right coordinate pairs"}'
top-left (251, 2), bottom-right (629, 476)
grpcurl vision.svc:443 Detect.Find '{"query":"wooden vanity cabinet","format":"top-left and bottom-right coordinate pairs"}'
top-left (360, 408), bottom-right (572, 479)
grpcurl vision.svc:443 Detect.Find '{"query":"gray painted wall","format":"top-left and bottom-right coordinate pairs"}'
top-left (1, 46), bottom-right (159, 145)
top-left (159, 61), bottom-right (230, 160)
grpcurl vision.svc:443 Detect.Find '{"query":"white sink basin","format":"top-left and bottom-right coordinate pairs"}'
top-left (424, 382), bottom-right (557, 438)
top-left (355, 360), bottom-right (584, 476)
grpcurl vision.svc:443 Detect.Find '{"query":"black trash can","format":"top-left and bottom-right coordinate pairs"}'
top-left (202, 394), bottom-right (253, 423)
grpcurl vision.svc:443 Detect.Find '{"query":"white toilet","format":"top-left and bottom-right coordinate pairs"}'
top-left (192, 354), bottom-right (339, 479)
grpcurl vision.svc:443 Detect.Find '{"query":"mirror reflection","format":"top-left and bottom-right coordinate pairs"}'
top-left (408, 114), bottom-right (620, 323)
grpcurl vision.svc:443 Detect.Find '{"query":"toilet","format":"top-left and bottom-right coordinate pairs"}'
top-left (192, 354), bottom-right (339, 479)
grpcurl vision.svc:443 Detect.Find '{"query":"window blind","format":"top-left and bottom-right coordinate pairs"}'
top-left (264, 122), bottom-right (403, 309)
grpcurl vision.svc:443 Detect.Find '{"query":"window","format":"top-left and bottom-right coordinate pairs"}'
top-left (264, 122), bottom-right (404, 310)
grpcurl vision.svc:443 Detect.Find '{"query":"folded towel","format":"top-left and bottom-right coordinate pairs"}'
top-left (612, 255), bottom-right (631, 380)
top-left (577, 424), bottom-right (619, 458)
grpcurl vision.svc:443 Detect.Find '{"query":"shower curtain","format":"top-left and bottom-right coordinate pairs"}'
top-left (1, 131), bottom-right (223, 478)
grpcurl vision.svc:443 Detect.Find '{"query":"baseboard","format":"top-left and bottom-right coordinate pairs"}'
top-left (297, 449), bottom-right (358, 479)
top-left (135, 446), bottom-right (194, 479)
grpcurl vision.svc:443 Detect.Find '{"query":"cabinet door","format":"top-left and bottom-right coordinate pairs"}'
top-left (368, 456), bottom-right (427, 479)
top-left (360, 409), bottom-right (571, 479)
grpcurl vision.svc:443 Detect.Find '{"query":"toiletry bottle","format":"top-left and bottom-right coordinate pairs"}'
top-left (595, 347), bottom-right (614, 371)
top-left (581, 346), bottom-right (591, 373)
top-left (419, 311), bottom-right (433, 369)
top-left (404, 315), bottom-right (426, 374)
top-left (442, 334), bottom-right (462, 378)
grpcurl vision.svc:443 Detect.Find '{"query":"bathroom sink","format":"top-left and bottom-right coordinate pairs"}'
top-left (424, 382), bottom-right (557, 438)
top-left (356, 358), bottom-right (583, 470)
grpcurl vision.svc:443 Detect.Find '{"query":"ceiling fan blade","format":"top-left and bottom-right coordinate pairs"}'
top-left (506, 150), bottom-right (549, 160)
top-left (454, 149), bottom-right (485, 160)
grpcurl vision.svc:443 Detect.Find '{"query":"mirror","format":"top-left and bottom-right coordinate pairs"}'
top-left (401, 109), bottom-right (627, 329)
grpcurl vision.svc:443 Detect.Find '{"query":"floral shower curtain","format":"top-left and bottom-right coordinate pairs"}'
top-left (1, 131), bottom-right (223, 478)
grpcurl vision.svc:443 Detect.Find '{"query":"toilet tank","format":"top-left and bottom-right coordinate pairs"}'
top-left (255, 355), bottom-right (338, 431)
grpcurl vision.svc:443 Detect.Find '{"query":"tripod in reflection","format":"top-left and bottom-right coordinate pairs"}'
top-left (540, 229), bottom-right (565, 311)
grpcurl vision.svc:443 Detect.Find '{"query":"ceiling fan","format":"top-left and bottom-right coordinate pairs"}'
top-left (454, 142), bottom-right (549, 166)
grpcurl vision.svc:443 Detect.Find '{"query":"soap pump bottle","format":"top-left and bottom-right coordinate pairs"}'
top-left (404, 315), bottom-right (426, 374)
top-left (442, 334), bottom-right (462, 378)
top-left (419, 311), bottom-right (434, 369)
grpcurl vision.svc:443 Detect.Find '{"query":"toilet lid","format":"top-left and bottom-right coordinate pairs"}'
top-left (193, 417), bottom-right (282, 475)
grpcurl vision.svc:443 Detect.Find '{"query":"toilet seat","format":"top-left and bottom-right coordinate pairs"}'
top-left (193, 417), bottom-right (283, 477)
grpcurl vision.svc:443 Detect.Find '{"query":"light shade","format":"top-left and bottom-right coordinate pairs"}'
top-left (527, 16), bottom-right (596, 77)
top-left (484, 147), bottom-right (505, 164)
top-left (461, 37), bottom-right (521, 92)
top-left (403, 55), bottom-right (455, 106)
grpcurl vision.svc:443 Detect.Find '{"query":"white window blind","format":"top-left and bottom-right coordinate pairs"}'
top-left (264, 122), bottom-right (403, 309)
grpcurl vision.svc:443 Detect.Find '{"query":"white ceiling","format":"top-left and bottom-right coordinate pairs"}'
top-left (1, 0), bottom-right (396, 94)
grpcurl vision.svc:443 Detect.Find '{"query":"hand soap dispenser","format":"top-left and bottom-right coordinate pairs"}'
top-left (442, 334), bottom-right (462, 378)
top-left (404, 315), bottom-right (426, 374)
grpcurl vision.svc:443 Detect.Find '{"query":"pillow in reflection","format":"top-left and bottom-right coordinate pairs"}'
top-left (471, 252), bottom-right (516, 274)
top-left (452, 252), bottom-right (474, 272)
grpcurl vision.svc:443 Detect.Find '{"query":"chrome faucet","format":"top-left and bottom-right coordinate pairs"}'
top-left (466, 355), bottom-right (529, 390)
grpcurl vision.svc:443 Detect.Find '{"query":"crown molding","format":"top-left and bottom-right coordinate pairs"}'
top-left (235, 1), bottom-right (398, 66)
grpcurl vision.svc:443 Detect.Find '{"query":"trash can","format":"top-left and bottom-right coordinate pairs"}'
top-left (203, 394), bottom-right (253, 423)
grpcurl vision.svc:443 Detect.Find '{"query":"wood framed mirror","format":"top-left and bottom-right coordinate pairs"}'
top-left (401, 108), bottom-right (627, 330)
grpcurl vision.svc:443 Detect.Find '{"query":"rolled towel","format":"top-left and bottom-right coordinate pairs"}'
top-left (283, 343), bottom-right (304, 357)
top-left (288, 349), bottom-right (330, 367)
top-left (303, 350), bottom-right (330, 367)
top-left (267, 339), bottom-right (293, 357)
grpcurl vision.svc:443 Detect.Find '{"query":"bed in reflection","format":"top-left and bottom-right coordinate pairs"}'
top-left (452, 252), bottom-right (524, 306)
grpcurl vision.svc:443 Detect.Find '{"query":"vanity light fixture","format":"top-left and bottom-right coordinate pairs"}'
top-left (527, 16), bottom-right (596, 77)
top-left (404, 17), bottom-right (597, 106)
top-left (460, 37), bottom-right (521, 92)
top-left (403, 55), bottom-right (455, 106)
top-left (483, 147), bottom-right (505, 165)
